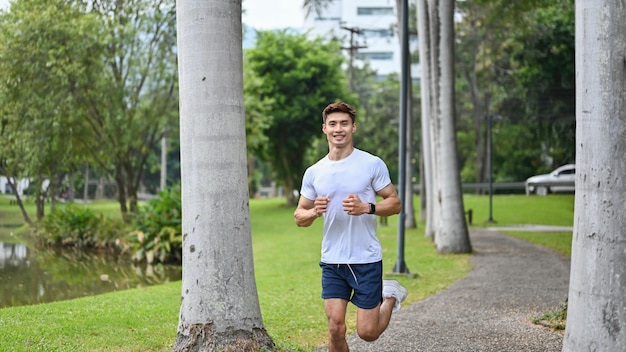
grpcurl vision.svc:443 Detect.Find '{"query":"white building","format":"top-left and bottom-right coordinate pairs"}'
top-left (303, 0), bottom-right (419, 81)
top-left (0, 176), bottom-right (30, 196)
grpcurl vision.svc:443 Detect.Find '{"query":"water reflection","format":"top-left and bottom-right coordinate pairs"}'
top-left (0, 240), bottom-right (181, 308)
top-left (0, 241), bottom-right (28, 269)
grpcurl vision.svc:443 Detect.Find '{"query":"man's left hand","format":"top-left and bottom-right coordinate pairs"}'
top-left (342, 194), bottom-right (367, 215)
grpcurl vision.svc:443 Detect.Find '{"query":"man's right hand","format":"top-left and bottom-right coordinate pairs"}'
top-left (313, 195), bottom-right (331, 217)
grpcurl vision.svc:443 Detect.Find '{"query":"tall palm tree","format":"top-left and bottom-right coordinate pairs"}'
top-left (432, 0), bottom-right (471, 253)
top-left (563, 1), bottom-right (626, 350)
top-left (417, 0), bottom-right (435, 238)
top-left (417, 0), bottom-right (471, 253)
top-left (303, 0), bottom-right (329, 18)
top-left (174, 1), bottom-right (274, 350)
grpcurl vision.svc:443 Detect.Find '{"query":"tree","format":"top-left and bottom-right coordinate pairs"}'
top-left (174, 0), bottom-right (274, 350)
top-left (75, 0), bottom-right (178, 221)
top-left (0, 0), bottom-right (102, 223)
top-left (563, 1), bottom-right (626, 350)
top-left (417, 0), bottom-right (471, 253)
top-left (416, 0), bottom-right (435, 235)
top-left (500, 1), bottom-right (575, 170)
top-left (245, 30), bottom-right (353, 206)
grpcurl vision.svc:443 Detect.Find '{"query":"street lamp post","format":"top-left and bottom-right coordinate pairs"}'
top-left (486, 115), bottom-right (498, 223)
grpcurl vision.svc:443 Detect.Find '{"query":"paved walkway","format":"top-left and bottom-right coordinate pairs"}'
top-left (341, 228), bottom-right (571, 351)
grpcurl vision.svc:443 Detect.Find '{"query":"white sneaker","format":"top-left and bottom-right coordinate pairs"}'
top-left (382, 279), bottom-right (408, 313)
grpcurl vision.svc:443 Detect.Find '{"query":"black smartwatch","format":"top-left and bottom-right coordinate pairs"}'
top-left (368, 203), bottom-right (376, 214)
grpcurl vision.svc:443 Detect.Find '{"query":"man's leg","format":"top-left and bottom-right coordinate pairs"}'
top-left (324, 298), bottom-right (350, 352)
top-left (355, 297), bottom-right (397, 341)
top-left (355, 279), bottom-right (407, 342)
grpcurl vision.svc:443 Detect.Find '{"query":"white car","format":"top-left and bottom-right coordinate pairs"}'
top-left (525, 164), bottom-right (576, 195)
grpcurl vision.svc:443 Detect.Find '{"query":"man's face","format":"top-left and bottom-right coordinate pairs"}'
top-left (322, 112), bottom-right (356, 148)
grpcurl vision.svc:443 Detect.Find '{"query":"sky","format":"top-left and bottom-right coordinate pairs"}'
top-left (243, 0), bottom-right (305, 30)
top-left (0, 0), bottom-right (304, 30)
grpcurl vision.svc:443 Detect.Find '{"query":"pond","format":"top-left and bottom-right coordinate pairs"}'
top-left (0, 227), bottom-right (182, 309)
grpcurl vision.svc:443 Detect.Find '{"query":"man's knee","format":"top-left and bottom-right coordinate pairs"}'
top-left (328, 318), bottom-right (347, 339)
top-left (357, 325), bottom-right (381, 342)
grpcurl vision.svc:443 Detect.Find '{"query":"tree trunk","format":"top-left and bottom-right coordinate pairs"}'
top-left (174, 1), bottom-right (274, 351)
top-left (417, 0), bottom-right (435, 238)
top-left (563, 2), bottom-right (626, 350)
top-left (404, 87), bottom-right (416, 229)
top-left (160, 129), bottom-right (168, 192)
top-left (3, 175), bottom-right (33, 226)
top-left (35, 176), bottom-right (46, 221)
top-left (281, 154), bottom-right (297, 206)
top-left (114, 167), bottom-right (130, 223)
top-left (432, 0), bottom-right (471, 253)
top-left (83, 166), bottom-right (89, 202)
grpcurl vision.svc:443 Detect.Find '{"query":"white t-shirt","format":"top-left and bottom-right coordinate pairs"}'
top-left (300, 148), bottom-right (392, 264)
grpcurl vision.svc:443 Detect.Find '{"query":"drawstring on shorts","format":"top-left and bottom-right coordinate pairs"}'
top-left (337, 264), bottom-right (359, 286)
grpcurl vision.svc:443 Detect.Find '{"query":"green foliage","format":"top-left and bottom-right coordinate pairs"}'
top-left (454, 0), bottom-right (576, 183)
top-left (36, 204), bottom-right (121, 248)
top-left (124, 185), bottom-right (182, 264)
top-left (0, 0), bottom-right (104, 222)
top-left (79, 0), bottom-right (179, 216)
top-left (497, 0), bottom-right (576, 168)
top-left (492, 123), bottom-right (545, 180)
top-left (0, 0), bottom-right (179, 220)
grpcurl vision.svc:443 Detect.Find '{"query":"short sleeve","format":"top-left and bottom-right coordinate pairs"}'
top-left (371, 157), bottom-right (392, 192)
top-left (299, 167), bottom-right (316, 201)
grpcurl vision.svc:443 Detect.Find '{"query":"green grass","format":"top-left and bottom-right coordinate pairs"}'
top-left (0, 194), bottom-right (575, 351)
top-left (505, 231), bottom-right (572, 256)
top-left (0, 196), bottom-right (125, 224)
top-left (463, 194), bottom-right (575, 227)
top-left (464, 194), bottom-right (574, 257)
top-left (0, 195), bottom-right (34, 225)
top-left (0, 283), bottom-right (180, 352)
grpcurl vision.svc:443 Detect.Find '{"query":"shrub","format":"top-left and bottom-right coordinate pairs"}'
top-left (37, 204), bottom-right (122, 248)
top-left (124, 184), bottom-right (182, 264)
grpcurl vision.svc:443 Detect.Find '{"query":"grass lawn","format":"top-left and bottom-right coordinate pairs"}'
top-left (0, 194), bottom-right (575, 351)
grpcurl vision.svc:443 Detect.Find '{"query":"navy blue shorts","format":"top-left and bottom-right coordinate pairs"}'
top-left (320, 261), bottom-right (383, 309)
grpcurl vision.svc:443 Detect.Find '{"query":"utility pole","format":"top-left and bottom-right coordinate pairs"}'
top-left (340, 23), bottom-right (367, 90)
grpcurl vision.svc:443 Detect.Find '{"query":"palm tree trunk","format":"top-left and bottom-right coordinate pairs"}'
top-left (174, 1), bottom-right (274, 350)
top-left (563, 2), bottom-right (626, 350)
top-left (417, 0), bottom-right (436, 238)
top-left (433, 0), bottom-right (471, 254)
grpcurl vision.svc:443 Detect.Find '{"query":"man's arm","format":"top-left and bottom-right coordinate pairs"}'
top-left (342, 183), bottom-right (401, 216)
top-left (373, 183), bottom-right (402, 216)
top-left (294, 196), bottom-right (319, 227)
